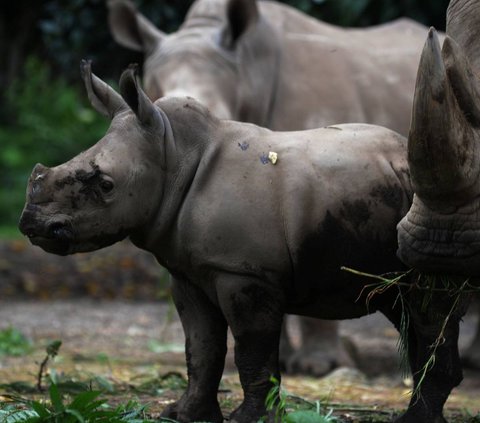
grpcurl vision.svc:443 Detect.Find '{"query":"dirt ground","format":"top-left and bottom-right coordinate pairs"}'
top-left (1, 239), bottom-right (480, 421)
top-left (0, 299), bottom-right (479, 422)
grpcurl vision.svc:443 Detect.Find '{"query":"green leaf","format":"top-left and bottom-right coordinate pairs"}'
top-left (46, 340), bottom-right (62, 357)
top-left (48, 383), bottom-right (65, 413)
top-left (68, 390), bottom-right (102, 411)
top-left (286, 410), bottom-right (334, 423)
top-left (30, 401), bottom-right (50, 418)
top-left (65, 408), bottom-right (86, 422)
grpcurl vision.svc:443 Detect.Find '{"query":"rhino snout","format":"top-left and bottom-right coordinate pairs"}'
top-left (19, 211), bottom-right (74, 255)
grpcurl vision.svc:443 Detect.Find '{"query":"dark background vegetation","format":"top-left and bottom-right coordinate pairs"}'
top-left (0, 0), bottom-right (450, 233)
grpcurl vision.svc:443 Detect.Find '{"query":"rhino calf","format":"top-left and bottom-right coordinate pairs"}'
top-left (20, 63), bottom-right (428, 422)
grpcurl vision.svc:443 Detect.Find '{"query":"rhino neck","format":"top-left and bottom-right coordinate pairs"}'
top-left (129, 97), bottom-right (219, 257)
top-left (233, 14), bottom-right (282, 128)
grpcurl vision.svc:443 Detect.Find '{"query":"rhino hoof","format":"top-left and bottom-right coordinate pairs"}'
top-left (286, 344), bottom-right (355, 377)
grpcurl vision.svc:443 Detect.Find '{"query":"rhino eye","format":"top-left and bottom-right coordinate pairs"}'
top-left (100, 179), bottom-right (114, 193)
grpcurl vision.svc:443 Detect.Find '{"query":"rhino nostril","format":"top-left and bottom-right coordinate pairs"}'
top-left (48, 222), bottom-right (73, 240)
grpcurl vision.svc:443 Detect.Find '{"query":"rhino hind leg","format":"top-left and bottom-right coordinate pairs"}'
top-left (392, 286), bottom-right (468, 423)
top-left (163, 277), bottom-right (228, 423)
top-left (285, 318), bottom-right (354, 376)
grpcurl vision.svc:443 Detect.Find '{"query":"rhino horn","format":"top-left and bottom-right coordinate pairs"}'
top-left (222, 0), bottom-right (259, 49)
top-left (119, 64), bottom-right (161, 127)
top-left (107, 0), bottom-right (164, 53)
top-left (408, 28), bottom-right (480, 202)
top-left (446, 0), bottom-right (480, 73)
top-left (80, 60), bottom-right (127, 119)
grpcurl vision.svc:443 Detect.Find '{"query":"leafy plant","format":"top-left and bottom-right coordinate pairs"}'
top-left (0, 327), bottom-right (32, 357)
top-left (37, 341), bottom-right (62, 392)
top-left (263, 376), bottom-right (335, 423)
top-left (0, 384), bottom-right (154, 422)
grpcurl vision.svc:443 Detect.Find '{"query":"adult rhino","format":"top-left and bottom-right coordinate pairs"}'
top-left (397, 1), bottom-right (480, 420)
top-left (108, 0), bottom-right (426, 134)
top-left (108, 0), bottom-right (430, 375)
top-left (20, 61), bottom-right (451, 423)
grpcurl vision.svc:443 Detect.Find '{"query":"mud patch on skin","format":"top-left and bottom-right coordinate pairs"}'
top-left (292, 211), bottom-right (405, 316)
top-left (340, 199), bottom-right (371, 229)
top-left (55, 161), bottom-right (106, 206)
top-left (370, 184), bottom-right (404, 210)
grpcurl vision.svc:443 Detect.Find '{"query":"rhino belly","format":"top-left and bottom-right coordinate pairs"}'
top-left (285, 210), bottom-right (406, 320)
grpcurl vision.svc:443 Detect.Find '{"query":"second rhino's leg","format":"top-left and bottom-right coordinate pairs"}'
top-left (279, 320), bottom-right (294, 371)
top-left (286, 318), bottom-right (354, 376)
top-left (217, 276), bottom-right (284, 423)
top-left (393, 287), bottom-right (470, 423)
top-left (461, 299), bottom-right (480, 368)
top-left (161, 276), bottom-right (228, 423)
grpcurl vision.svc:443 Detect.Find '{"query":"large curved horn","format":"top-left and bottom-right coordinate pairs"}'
top-left (446, 0), bottom-right (480, 73)
top-left (80, 60), bottom-right (127, 119)
top-left (408, 28), bottom-right (480, 202)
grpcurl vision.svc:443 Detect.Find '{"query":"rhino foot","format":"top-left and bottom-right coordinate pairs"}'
top-left (393, 410), bottom-right (448, 423)
top-left (161, 398), bottom-right (223, 423)
top-left (461, 348), bottom-right (480, 369)
top-left (229, 402), bottom-right (272, 423)
top-left (286, 339), bottom-right (355, 376)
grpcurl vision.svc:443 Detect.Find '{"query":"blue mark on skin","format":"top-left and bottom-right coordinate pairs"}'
top-left (238, 141), bottom-right (249, 151)
top-left (260, 153), bottom-right (269, 164)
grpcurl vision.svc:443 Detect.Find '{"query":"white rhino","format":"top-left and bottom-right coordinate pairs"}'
top-left (396, 0), bottom-right (480, 421)
top-left (108, 0), bottom-right (432, 374)
top-left (108, 0), bottom-right (428, 135)
top-left (19, 60), bottom-right (463, 422)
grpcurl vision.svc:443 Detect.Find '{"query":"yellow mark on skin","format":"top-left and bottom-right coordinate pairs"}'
top-left (268, 151), bottom-right (278, 165)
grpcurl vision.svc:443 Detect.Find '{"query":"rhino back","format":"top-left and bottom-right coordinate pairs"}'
top-left (256, 2), bottom-right (426, 134)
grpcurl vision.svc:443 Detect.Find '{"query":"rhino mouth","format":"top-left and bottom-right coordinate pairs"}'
top-left (29, 235), bottom-right (72, 256)
top-left (24, 222), bottom-right (74, 256)
top-left (397, 197), bottom-right (480, 276)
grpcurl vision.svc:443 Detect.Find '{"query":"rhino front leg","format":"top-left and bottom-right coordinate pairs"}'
top-left (394, 290), bottom-right (470, 423)
top-left (162, 276), bottom-right (228, 423)
top-left (217, 276), bottom-right (284, 423)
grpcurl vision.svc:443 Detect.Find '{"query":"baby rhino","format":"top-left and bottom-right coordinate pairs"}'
top-left (20, 63), bottom-right (436, 423)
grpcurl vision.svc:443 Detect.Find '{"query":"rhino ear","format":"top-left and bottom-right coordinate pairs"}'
top-left (108, 0), bottom-right (164, 53)
top-left (222, 0), bottom-right (259, 49)
top-left (80, 60), bottom-right (127, 119)
top-left (119, 64), bottom-right (161, 127)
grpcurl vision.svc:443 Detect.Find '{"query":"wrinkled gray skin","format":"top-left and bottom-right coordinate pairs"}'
top-left (396, 1), bottom-right (480, 422)
top-left (108, 0), bottom-right (430, 375)
top-left (20, 61), bottom-right (456, 423)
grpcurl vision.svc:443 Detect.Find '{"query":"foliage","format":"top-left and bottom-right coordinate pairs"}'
top-left (0, 56), bottom-right (108, 229)
top-left (0, 327), bottom-right (32, 357)
top-left (0, 385), bottom-right (154, 422)
top-left (263, 376), bottom-right (336, 423)
top-left (37, 341), bottom-right (62, 392)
